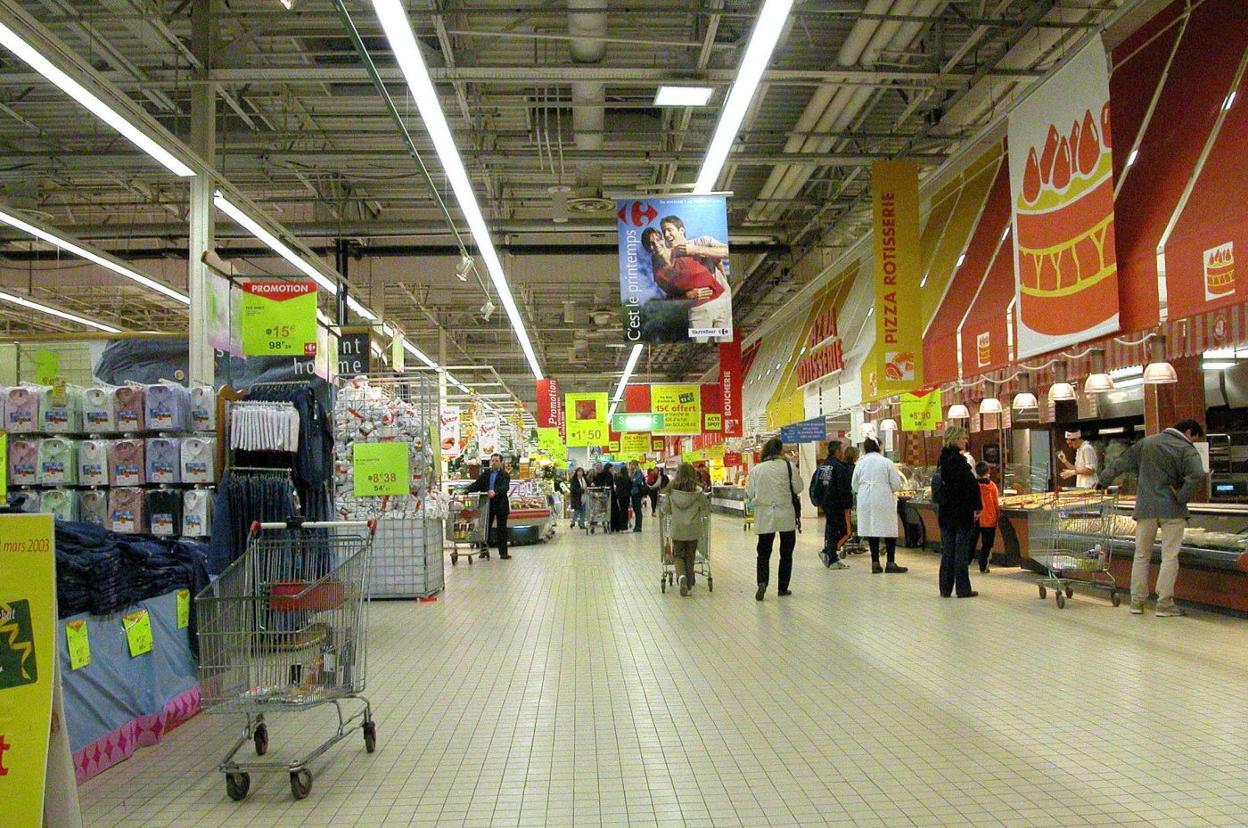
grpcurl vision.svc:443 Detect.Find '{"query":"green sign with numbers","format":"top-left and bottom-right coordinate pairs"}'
top-left (241, 279), bottom-right (319, 357)
top-left (353, 442), bottom-right (409, 496)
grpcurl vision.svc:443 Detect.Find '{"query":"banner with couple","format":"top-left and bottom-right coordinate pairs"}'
top-left (616, 194), bottom-right (734, 344)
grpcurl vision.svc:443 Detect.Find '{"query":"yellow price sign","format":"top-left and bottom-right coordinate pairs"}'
top-left (565, 392), bottom-right (609, 447)
top-left (176, 589), bottom-right (191, 630)
top-left (609, 440), bottom-right (621, 454)
top-left (33, 350), bottom-right (60, 385)
top-left (353, 442), bottom-right (410, 496)
top-left (704, 413), bottom-right (722, 432)
top-left (65, 619), bottom-right (91, 670)
top-left (900, 389), bottom-right (943, 431)
top-left (122, 609), bottom-right (153, 658)
top-left (620, 432), bottom-right (651, 458)
top-left (651, 384), bottom-right (702, 435)
top-left (241, 280), bottom-right (319, 357)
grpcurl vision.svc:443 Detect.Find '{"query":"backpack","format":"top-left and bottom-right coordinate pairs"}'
top-left (809, 463), bottom-right (831, 508)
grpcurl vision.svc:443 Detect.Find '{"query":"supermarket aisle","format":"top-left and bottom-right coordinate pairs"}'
top-left (81, 516), bottom-right (1248, 828)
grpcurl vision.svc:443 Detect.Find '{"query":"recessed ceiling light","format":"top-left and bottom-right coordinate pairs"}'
top-left (654, 86), bottom-right (714, 107)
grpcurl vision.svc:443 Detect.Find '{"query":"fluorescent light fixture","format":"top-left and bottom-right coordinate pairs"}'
top-left (1127, 149), bottom-right (1139, 167)
top-left (0, 288), bottom-right (120, 333)
top-left (345, 295), bottom-right (377, 322)
top-left (978, 397), bottom-right (1003, 414)
top-left (956, 252), bottom-right (967, 269)
top-left (612, 344), bottom-right (644, 402)
top-left (919, 274), bottom-right (928, 287)
top-left (693, 0), bottom-right (796, 193)
top-left (0, 207), bottom-right (189, 304)
top-left (1224, 91), bottom-right (1236, 111)
top-left (1048, 381), bottom-right (1077, 401)
top-left (946, 404), bottom-right (970, 419)
top-left (0, 23), bottom-right (194, 178)
top-left (1202, 361), bottom-right (1236, 370)
top-left (403, 339), bottom-right (438, 369)
top-left (654, 85), bottom-right (714, 107)
top-left (213, 192), bottom-right (338, 293)
top-left (371, 0), bottom-right (543, 379)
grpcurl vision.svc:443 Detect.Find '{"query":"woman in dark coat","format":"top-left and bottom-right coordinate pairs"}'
top-left (569, 467), bottom-right (587, 529)
top-left (611, 464), bottom-right (632, 533)
top-left (936, 426), bottom-right (982, 598)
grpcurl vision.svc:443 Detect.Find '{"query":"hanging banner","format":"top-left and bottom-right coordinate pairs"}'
top-left (619, 432), bottom-right (651, 460)
top-left (0, 514), bottom-right (56, 827)
top-left (241, 280), bottom-right (319, 357)
top-left (390, 331), bottom-right (405, 372)
top-left (439, 407), bottom-right (461, 460)
top-left (565, 392), bottom-right (609, 447)
top-left (1009, 38), bottom-right (1119, 358)
top-left (535, 378), bottom-right (564, 437)
top-left (779, 416), bottom-right (827, 444)
top-left (900, 388), bottom-right (944, 431)
top-left (616, 194), bottom-right (733, 343)
top-left (719, 338), bottom-right (744, 437)
top-left (337, 329), bottom-right (372, 376)
top-left (871, 160), bottom-right (923, 394)
top-left (478, 415), bottom-right (500, 457)
top-left (537, 427), bottom-right (567, 461)
top-left (650, 384), bottom-right (702, 435)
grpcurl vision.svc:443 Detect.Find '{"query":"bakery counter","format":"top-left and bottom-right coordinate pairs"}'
top-left (902, 499), bottom-right (1024, 566)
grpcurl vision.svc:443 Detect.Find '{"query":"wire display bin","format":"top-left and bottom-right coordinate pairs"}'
top-left (196, 519), bottom-right (378, 801)
top-left (585, 487), bottom-right (611, 534)
top-left (1031, 489), bottom-right (1123, 609)
top-left (658, 494), bottom-right (713, 593)
top-left (445, 492), bottom-right (489, 565)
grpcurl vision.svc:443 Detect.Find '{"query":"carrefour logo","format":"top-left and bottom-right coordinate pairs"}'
top-left (618, 201), bottom-right (659, 227)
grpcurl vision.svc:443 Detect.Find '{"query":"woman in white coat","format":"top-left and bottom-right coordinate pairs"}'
top-left (745, 436), bottom-right (804, 601)
top-left (851, 438), bottom-right (908, 575)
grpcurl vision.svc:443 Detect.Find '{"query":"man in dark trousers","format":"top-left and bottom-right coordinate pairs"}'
top-left (466, 453), bottom-right (511, 559)
top-left (810, 441), bottom-right (853, 570)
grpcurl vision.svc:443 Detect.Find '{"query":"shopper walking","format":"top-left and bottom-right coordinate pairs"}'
top-left (570, 467), bottom-right (588, 530)
top-left (746, 436), bottom-right (804, 601)
top-left (629, 460), bottom-right (647, 532)
top-left (810, 441), bottom-right (852, 570)
top-left (975, 462), bottom-right (1000, 573)
top-left (1098, 419), bottom-right (1207, 616)
top-left (852, 438), bottom-right (908, 574)
top-left (465, 453), bottom-right (511, 559)
top-left (935, 427), bottom-right (980, 597)
top-left (593, 461), bottom-right (614, 489)
top-left (659, 463), bottom-right (709, 596)
top-left (611, 464), bottom-right (632, 533)
top-left (646, 464), bottom-right (661, 515)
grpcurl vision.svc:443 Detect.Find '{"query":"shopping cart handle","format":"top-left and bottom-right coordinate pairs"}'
top-left (254, 519), bottom-right (379, 533)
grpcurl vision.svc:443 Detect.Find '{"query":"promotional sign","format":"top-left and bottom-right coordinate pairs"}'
top-left (565, 392), bottom-right (609, 447)
top-left (353, 442), bottom-right (410, 496)
top-left (779, 416), bottom-right (827, 444)
top-left (704, 413), bottom-right (722, 431)
top-left (1009, 38), bottom-right (1119, 358)
top-left (650, 384), bottom-right (702, 435)
top-left (478, 415), bottom-right (500, 457)
top-left (536, 378), bottom-right (565, 437)
top-left (0, 432), bottom-right (6, 499)
top-left (537, 428), bottom-right (567, 461)
top-left (723, 451), bottom-right (743, 467)
top-left (33, 350), bottom-right (60, 385)
top-left (176, 589), bottom-right (191, 629)
top-left (900, 388), bottom-right (944, 431)
top-left (719, 338), bottom-right (744, 437)
top-left (651, 437), bottom-right (665, 453)
top-left (65, 620), bottom-right (90, 670)
top-left (612, 412), bottom-right (666, 433)
top-left (241, 280), bottom-right (319, 357)
top-left (122, 609), bottom-right (153, 658)
top-left (616, 194), bottom-right (733, 343)
top-left (871, 159), bottom-right (923, 394)
top-left (619, 432), bottom-right (651, 460)
top-left (0, 514), bottom-right (56, 827)
top-left (440, 407), bottom-right (461, 460)
top-left (338, 329), bottom-right (372, 376)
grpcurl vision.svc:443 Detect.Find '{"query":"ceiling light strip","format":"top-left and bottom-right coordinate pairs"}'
top-left (371, 0), bottom-right (543, 380)
top-left (693, 0), bottom-right (795, 194)
top-left (213, 192), bottom-right (338, 294)
top-left (0, 22), bottom-right (194, 178)
top-left (0, 207), bottom-right (189, 305)
top-left (0, 288), bottom-right (121, 333)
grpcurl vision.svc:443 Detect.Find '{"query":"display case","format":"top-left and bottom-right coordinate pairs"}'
top-left (711, 485), bottom-right (747, 514)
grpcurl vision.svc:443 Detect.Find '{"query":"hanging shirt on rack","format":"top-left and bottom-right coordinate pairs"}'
top-left (146, 437), bottom-right (182, 484)
top-left (229, 401), bottom-right (300, 452)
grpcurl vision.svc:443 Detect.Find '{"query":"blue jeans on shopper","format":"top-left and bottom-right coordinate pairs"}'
top-left (939, 523), bottom-right (975, 597)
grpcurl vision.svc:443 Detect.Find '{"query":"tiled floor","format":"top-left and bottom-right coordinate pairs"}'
top-left (81, 515), bottom-right (1248, 827)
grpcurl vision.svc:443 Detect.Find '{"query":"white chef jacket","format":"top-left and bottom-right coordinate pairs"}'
top-left (1075, 442), bottom-right (1099, 489)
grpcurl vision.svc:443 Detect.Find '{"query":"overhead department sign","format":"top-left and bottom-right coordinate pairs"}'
top-left (871, 160), bottom-right (923, 394)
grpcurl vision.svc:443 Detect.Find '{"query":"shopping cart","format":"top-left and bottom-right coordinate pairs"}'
top-left (585, 487), bottom-right (611, 534)
top-left (1031, 489), bottom-right (1123, 609)
top-left (445, 492), bottom-right (489, 565)
top-left (743, 498), bottom-right (754, 532)
top-left (196, 519), bottom-right (378, 801)
top-left (659, 494), bottom-right (713, 593)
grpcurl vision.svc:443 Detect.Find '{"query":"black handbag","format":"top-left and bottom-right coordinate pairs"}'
top-left (786, 459), bottom-right (802, 533)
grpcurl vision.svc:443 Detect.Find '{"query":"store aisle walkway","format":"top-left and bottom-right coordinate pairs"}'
top-left (81, 516), bottom-right (1248, 828)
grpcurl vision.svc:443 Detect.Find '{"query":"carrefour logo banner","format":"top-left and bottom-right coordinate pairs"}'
top-left (616, 194), bottom-right (733, 344)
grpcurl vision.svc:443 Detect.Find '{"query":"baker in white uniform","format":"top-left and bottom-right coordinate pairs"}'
top-left (1059, 430), bottom-right (1099, 488)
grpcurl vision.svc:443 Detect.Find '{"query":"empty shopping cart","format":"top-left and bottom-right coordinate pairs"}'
top-left (1031, 489), bottom-right (1123, 609)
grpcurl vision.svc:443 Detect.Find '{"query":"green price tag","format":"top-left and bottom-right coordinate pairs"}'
top-left (33, 350), bottom-right (60, 385)
top-left (176, 589), bottom-right (190, 630)
top-left (353, 442), bottom-right (410, 496)
top-left (122, 609), bottom-right (153, 658)
top-left (65, 620), bottom-right (91, 670)
top-left (241, 280), bottom-right (319, 356)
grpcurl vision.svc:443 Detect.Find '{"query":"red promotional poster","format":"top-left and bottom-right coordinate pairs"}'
top-left (536, 378), bottom-right (564, 436)
top-left (700, 384), bottom-right (723, 432)
top-left (719, 338), bottom-right (744, 437)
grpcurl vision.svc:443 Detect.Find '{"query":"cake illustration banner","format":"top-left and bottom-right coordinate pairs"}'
top-left (616, 194), bottom-right (733, 344)
top-left (870, 159), bottom-right (923, 395)
top-left (1008, 38), bottom-right (1120, 358)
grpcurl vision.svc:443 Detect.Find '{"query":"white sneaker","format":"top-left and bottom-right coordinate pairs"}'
top-left (1129, 601), bottom-right (1144, 615)
top-left (1155, 601), bottom-right (1186, 617)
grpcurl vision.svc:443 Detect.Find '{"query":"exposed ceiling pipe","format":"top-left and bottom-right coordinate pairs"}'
top-left (569, 0), bottom-right (607, 197)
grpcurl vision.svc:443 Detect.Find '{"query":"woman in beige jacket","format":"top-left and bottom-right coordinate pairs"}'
top-left (746, 436), bottom-right (804, 601)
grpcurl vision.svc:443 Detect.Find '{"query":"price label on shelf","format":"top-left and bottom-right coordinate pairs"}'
top-left (353, 442), bottom-right (410, 496)
top-left (65, 620), bottom-right (91, 670)
top-left (241, 279), bottom-right (319, 356)
top-left (122, 609), bottom-right (153, 658)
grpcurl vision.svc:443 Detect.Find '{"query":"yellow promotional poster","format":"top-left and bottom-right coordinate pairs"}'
top-left (706, 444), bottom-right (726, 460)
top-left (711, 466), bottom-right (727, 485)
top-left (619, 432), bottom-right (651, 460)
top-left (122, 609), bottom-right (153, 658)
top-left (871, 159), bottom-right (923, 395)
top-left (34, 350), bottom-right (61, 384)
top-left (651, 385), bottom-right (701, 435)
top-left (353, 442), bottom-right (410, 496)
top-left (685, 449), bottom-right (705, 463)
top-left (65, 620), bottom-right (91, 670)
top-left (537, 428), bottom-right (567, 460)
top-left (241, 279), bottom-right (319, 357)
top-left (176, 589), bottom-right (191, 629)
top-left (900, 389), bottom-right (943, 431)
top-left (0, 514), bottom-right (56, 826)
top-left (565, 392), bottom-right (609, 447)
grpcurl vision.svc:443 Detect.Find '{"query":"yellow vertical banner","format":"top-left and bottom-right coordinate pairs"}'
top-left (872, 159), bottom-right (923, 395)
top-left (565, 393), bottom-right (609, 447)
top-left (0, 514), bottom-right (56, 825)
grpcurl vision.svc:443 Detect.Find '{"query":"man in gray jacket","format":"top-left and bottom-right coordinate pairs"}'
top-left (1098, 420), bottom-right (1207, 616)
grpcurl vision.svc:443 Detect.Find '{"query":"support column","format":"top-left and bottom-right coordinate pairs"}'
top-left (439, 329), bottom-right (448, 479)
top-left (187, 0), bottom-right (216, 386)
top-left (1144, 355), bottom-right (1205, 435)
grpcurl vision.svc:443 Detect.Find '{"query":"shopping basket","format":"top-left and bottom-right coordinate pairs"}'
top-left (196, 518), bottom-right (378, 801)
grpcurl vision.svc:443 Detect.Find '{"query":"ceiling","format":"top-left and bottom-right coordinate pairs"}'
top-left (0, 0), bottom-right (1125, 406)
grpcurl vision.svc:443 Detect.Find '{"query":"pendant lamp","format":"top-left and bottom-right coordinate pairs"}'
top-left (978, 397), bottom-right (1003, 414)
top-left (1143, 334), bottom-right (1178, 384)
top-left (878, 418), bottom-right (898, 432)
top-left (1084, 349), bottom-right (1114, 393)
top-left (947, 403), bottom-right (970, 419)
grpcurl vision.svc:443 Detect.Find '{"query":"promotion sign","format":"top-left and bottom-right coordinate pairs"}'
top-left (616, 194), bottom-right (733, 344)
top-left (439, 407), bottom-right (461, 459)
top-left (478, 415), bottom-right (500, 457)
top-left (900, 388), bottom-right (943, 431)
top-left (719, 338), bottom-right (744, 437)
top-left (619, 432), bottom-right (651, 460)
top-left (650, 384), bottom-right (701, 435)
top-left (537, 427), bottom-right (567, 461)
top-left (1009, 38), bottom-right (1119, 358)
top-left (0, 514), bottom-right (56, 826)
top-left (565, 392), bottom-right (609, 447)
top-left (241, 280), bottom-right (319, 357)
top-left (871, 160), bottom-right (923, 394)
top-left (353, 442), bottom-right (410, 496)
top-left (536, 378), bottom-right (565, 437)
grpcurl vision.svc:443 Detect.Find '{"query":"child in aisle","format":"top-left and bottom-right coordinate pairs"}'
top-left (659, 463), bottom-right (709, 596)
top-left (975, 461), bottom-right (1000, 574)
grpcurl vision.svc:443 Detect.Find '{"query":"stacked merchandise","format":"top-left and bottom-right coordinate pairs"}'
top-left (3, 382), bottom-right (217, 539)
top-left (334, 377), bottom-right (445, 597)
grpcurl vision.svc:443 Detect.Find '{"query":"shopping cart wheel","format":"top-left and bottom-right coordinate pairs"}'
top-left (451, 552), bottom-right (458, 566)
top-left (253, 723), bottom-right (269, 756)
top-left (1038, 585), bottom-right (1046, 599)
top-left (1065, 585), bottom-right (1074, 599)
top-left (1110, 591), bottom-right (1121, 607)
top-left (225, 772), bottom-right (250, 801)
top-left (363, 720), bottom-right (377, 754)
top-left (290, 769), bottom-right (313, 800)
top-left (1056, 592), bottom-right (1066, 609)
